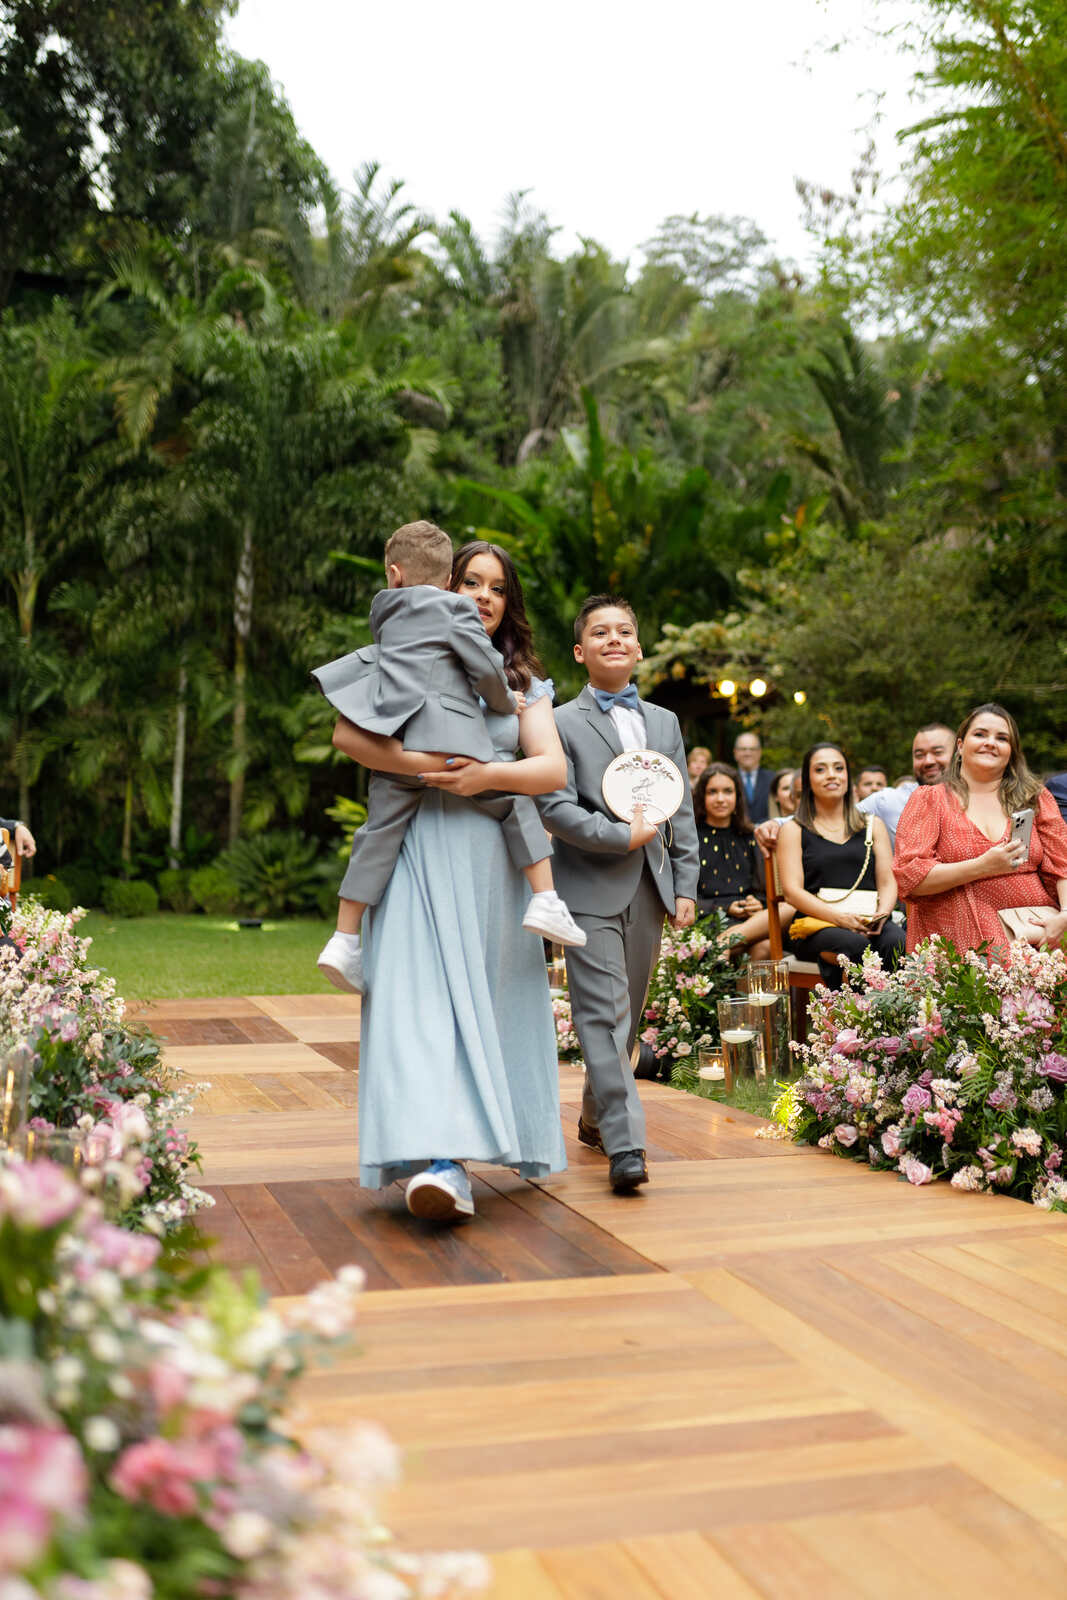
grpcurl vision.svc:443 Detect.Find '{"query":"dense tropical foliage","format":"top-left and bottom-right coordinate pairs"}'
top-left (1, 0), bottom-right (1064, 906)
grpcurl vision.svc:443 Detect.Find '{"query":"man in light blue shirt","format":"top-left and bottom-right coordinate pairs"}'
top-left (756, 722), bottom-right (955, 856)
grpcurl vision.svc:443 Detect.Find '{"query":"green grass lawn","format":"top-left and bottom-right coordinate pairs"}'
top-left (79, 912), bottom-right (338, 1001)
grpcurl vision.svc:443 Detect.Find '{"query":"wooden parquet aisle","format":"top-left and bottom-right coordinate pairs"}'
top-left (145, 993), bottom-right (1067, 1597)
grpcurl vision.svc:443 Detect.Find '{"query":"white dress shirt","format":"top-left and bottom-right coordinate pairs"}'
top-left (608, 702), bottom-right (647, 752)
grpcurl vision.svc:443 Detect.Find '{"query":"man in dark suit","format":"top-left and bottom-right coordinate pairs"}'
top-left (733, 731), bottom-right (773, 823)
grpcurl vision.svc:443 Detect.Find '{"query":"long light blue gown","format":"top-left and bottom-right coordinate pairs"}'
top-left (358, 678), bottom-right (566, 1188)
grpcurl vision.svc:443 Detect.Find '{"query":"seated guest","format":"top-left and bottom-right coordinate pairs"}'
top-left (694, 763), bottom-right (792, 957)
top-left (1047, 772), bottom-right (1067, 825)
top-left (687, 745), bottom-right (711, 789)
top-left (894, 704), bottom-right (1067, 956)
top-left (854, 764), bottom-right (888, 801)
top-left (778, 743), bottom-right (904, 990)
top-left (757, 722), bottom-right (954, 857)
top-left (769, 768), bottom-right (798, 818)
top-left (0, 819), bottom-right (35, 858)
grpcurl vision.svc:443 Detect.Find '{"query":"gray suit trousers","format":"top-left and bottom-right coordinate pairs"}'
top-left (564, 867), bottom-right (664, 1156)
top-left (338, 773), bottom-right (551, 905)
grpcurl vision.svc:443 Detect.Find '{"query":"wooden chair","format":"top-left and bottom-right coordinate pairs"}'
top-left (1, 828), bottom-right (21, 912)
top-left (764, 850), bottom-right (820, 1041)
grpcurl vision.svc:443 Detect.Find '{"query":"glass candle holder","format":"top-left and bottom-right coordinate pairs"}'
top-left (0, 1046), bottom-right (33, 1148)
top-left (716, 997), bottom-right (766, 1081)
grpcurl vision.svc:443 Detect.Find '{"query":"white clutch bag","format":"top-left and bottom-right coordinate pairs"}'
top-left (601, 750), bottom-right (686, 825)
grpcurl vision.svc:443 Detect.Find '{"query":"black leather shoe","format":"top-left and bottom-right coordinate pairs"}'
top-left (609, 1149), bottom-right (649, 1192)
top-left (577, 1117), bottom-right (605, 1154)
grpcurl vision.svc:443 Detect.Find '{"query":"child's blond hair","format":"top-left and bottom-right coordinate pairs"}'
top-left (383, 520), bottom-right (453, 586)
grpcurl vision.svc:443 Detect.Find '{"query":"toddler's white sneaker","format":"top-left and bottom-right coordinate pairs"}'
top-left (317, 932), bottom-right (364, 994)
top-left (522, 890), bottom-right (587, 947)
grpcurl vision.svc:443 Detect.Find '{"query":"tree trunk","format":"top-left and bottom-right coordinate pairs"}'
top-left (169, 657), bottom-right (188, 870)
top-left (122, 771), bottom-right (133, 876)
top-left (17, 743), bottom-right (29, 831)
top-left (229, 518), bottom-right (255, 846)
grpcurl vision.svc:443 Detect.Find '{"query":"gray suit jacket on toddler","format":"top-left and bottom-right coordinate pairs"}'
top-left (312, 586), bottom-right (517, 762)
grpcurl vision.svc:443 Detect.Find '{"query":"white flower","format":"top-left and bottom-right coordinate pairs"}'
top-left (53, 1355), bottom-right (84, 1387)
top-left (88, 1328), bottom-right (123, 1363)
top-left (221, 1509), bottom-right (274, 1558)
top-left (950, 1165), bottom-right (986, 1192)
top-left (84, 1415), bottom-right (121, 1452)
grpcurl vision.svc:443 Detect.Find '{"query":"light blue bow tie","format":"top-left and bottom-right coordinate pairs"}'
top-left (593, 684), bottom-right (640, 713)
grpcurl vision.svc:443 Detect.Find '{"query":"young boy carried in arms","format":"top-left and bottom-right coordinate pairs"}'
top-left (536, 595), bottom-right (699, 1194)
top-left (314, 520), bottom-right (584, 992)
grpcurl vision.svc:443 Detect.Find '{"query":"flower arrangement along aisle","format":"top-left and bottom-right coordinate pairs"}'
top-left (776, 937), bottom-right (1067, 1208)
top-left (639, 912), bottom-right (739, 1073)
top-left (0, 1155), bottom-right (489, 1599)
top-left (2, 899), bottom-right (209, 1231)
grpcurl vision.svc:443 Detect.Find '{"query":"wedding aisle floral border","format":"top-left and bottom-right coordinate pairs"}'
top-left (0, 1156), bottom-right (489, 1598)
top-left (775, 937), bottom-right (1067, 1210)
top-left (639, 913), bottom-right (739, 1066)
top-left (552, 913), bottom-right (739, 1069)
top-left (2, 900), bottom-right (210, 1231)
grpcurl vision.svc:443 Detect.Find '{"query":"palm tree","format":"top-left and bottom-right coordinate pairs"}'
top-left (0, 307), bottom-right (117, 819)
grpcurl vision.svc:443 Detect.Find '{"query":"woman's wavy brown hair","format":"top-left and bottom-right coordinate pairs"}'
top-left (450, 540), bottom-right (544, 692)
top-left (943, 702), bottom-right (1043, 813)
top-left (796, 743), bottom-right (864, 836)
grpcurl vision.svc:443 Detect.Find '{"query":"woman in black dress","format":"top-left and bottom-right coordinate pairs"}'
top-left (777, 743), bottom-right (904, 989)
top-left (694, 764), bottom-right (791, 958)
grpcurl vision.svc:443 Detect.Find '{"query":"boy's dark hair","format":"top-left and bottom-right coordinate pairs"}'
top-left (383, 520), bottom-right (453, 586)
top-left (858, 764), bottom-right (888, 779)
top-left (573, 593), bottom-right (639, 644)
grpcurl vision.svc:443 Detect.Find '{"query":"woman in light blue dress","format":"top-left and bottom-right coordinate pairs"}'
top-left (331, 542), bottom-right (567, 1220)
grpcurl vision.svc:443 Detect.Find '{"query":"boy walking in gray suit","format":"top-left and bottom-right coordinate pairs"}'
top-left (537, 595), bottom-right (699, 1193)
top-left (315, 521), bottom-right (584, 992)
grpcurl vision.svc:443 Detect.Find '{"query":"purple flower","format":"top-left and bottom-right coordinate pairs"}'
top-left (901, 1084), bottom-right (932, 1114)
top-left (1037, 1052), bottom-right (1067, 1083)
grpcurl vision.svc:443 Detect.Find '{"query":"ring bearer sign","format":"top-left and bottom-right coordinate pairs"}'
top-left (601, 750), bottom-right (686, 826)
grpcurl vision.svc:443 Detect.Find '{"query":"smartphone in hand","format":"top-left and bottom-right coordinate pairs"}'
top-left (1010, 807), bottom-right (1035, 861)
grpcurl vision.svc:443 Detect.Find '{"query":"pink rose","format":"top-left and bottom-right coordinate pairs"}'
top-left (111, 1437), bottom-right (214, 1517)
top-left (881, 1126), bottom-right (902, 1158)
top-left (834, 1029), bottom-right (864, 1055)
top-left (0, 1425), bottom-right (87, 1569)
top-left (899, 1156), bottom-right (933, 1186)
top-left (85, 1220), bottom-right (161, 1279)
top-left (834, 1124), bottom-right (858, 1148)
top-left (0, 1160), bottom-right (82, 1230)
top-left (901, 1084), bottom-right (932, 1114)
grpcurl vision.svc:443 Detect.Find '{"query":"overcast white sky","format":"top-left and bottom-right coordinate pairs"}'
top-left (225, 0), bottom-right (925, 271)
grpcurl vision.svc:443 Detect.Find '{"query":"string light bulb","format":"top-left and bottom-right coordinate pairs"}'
top-left (793, 690), bottom-right (807, 706)
top-left (749, 678), bottom-right (768, 698)
top-left (716, 679), bottom-right (736, 697)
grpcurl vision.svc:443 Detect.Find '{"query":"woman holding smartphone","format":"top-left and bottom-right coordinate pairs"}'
top-left (778, 743), bottom-right (904, 990)
top-left (893, 703), bottom-right (1067, 956)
